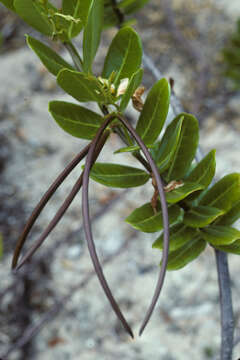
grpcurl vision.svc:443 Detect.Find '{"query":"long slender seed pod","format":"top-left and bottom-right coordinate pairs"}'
top-left (14, 132), bottom-right (110, 270)
top-left (116, 115), bottom-right (169, 336)
top-left (82, 114), bottom-right (134, 338)
top-left (12, 143), bottom-right (91, 269)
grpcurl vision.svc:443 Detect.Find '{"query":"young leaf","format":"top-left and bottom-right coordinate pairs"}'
top-left (83, 0), bottom-right (104, 73)
top-left (119, 68), bottom-right (143, 111)
top-left (102, 26), bottom-right (142, 86)
top-left (89, 163), bottom-right (150, 188)
top-left (49, 101), bottom-right (103, 139)
top-left (153, 224), bottom-right (197, 252)
top-left (167, 113), bottom-right (199, 181)
top-left (165, 237), bottom-right (206, 271)
top-left (136, 79), bottom-right (170, 145)
top-left (0, 0), bottom-right (15, 11)
top-left (183, 206), bottom-right (224, 228)
top-left (14, 0), bottom-right (53, 36)
top-left (217, 199), bottom-right (240, 225)
top-left (213, 239), bottom-right (240, 255)
top-left (201, 225), bottom-right (240, 246)
top-left (62, 0), bottom-right (91, 37)
top-left (114, 143), bottom-right (154, 154)
top-left (125, 203), bottom-right (182, 233)
top-left (26, 36), bottom-right (74, 76)
top-left (151, 116), bottom-right (183, 173)
top-left (165, 182), bottom-right (204, 204)
top-left (57, 69), bottom-right (105, 102)
top-left (185, 150), bottom-right (216, 188)
top-left (199, 173), bottom-right (240, 212)
top-left (119, 0), bottom-right (150, 14)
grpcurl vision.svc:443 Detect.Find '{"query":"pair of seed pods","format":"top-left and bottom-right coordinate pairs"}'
top-left (12, 113), bottom-right (170, 338)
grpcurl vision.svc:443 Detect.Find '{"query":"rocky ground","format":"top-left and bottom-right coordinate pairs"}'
top-left (1, 1), bottom-right (240, 359)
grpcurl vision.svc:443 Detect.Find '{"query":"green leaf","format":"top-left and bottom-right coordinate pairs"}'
top-left (165, 182), bottom-right (204, 204)
top-left (199, 173), bottom-right (240, 212)
top-left (26, 35), bottom-right (74, 76)
top-left (102, 26), bottom-right (142, 86)
top-left (90, 163), bottom-right (150, 188)
top-left (125, 203), bottom-right (182, 233)
top-left (214, 239), bottom-right (240, 255)
top-left (57, 69), bottom-right (105, 102)
top-left (119, 68), bottom-right (143, 111)
top-left (136, 78), bottom-right (170, 145)
top-left (62, 0), bottom-right (86, 38)
top-left (83, 0), bottom-right (104, 73)
top-left (217, 199), bottom-right (240, 225)
top-left (183, 206), bottom-right (224, 228)
top-left (165, 237), bottom-right (206, 271)
top-left (119, 0), bottom-right (150, 14)
top-left (0, 0), bottom-right (15, 11)
top-left (153, 224), bottom-right (197, 252)
top-left (114, 143), bottom-right (154, 154)
top-left (186, 150), bottom-right (216, 188)
top-left (201, 225), bottom-right (240, 246)
top-left (14, 0), bottom-right (53, 36)
top-left (49, 101), bottom-right (103, 139)
top-left (167, 113), bottom-right (199, 181)
top-left (151, 116), bottom-right (183, 173)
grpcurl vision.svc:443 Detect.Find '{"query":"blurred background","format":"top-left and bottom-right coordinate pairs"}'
top-left (1, 0), bottom-right (240, 359)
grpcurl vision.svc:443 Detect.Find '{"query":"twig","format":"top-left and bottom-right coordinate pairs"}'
top-left (143, 23), bottom-right (234, 360)
top-left (215, 250), bottom-right (234, 360)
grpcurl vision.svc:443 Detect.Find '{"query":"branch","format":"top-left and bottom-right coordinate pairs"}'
top-left (215, 250), bottom-right (234, 360)
top-left (143, 27), bottom-right (234, 360)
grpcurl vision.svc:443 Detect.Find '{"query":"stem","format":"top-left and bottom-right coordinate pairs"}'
top-left (12, 143), bottom-right (91, 269)
top-left (143, 46), bottom-right (234, 356)
top-left (63, 41), bottom-right (83, 72)
top-left (215, 250), bottom-right (234, 360)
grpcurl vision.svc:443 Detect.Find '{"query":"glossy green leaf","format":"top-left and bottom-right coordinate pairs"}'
top-left (165, 237), bottom-right (206, 271)
top-left (49, 101), bottom-right (103, 139)
top-left (119, 68), bottom-right (143, 111)
top-left (114, 143), bottom-right (154, 154)
top-left (217, 199), bottom-right (240, 225)
top-left (119, 0), bottom-right (150, 14)
top-left (153, 224), bottom-right (197, 252)
top-left (136, 79), bottom-right (170, 145)
top-left (14, 0), bottom-right (53, 36)
top-left (214, 240), bottom-right (240, 255)
top-left (165, 182), bottom-right (204, 204)
top-left (62, 0), bottom-right (88, 38)
top-left (83, 0), bottom-right (104, 72)
top-left (90, 163), bottom-right (150, 188)
top-left (57, 69), bottom-right (105, 102)
top-left (102, 26), bottom-right (142, 86)
top-left (125, 203), bottom-right (182, 233)
top-left (26, 36), bottom-right (74, 76)
top-left (201, 225), bottom-right (240, 246)
top-left (0, 0), bottom-right (15, 11)
top-left (151, 116), bottom-right (183, 172)
top-left (167, 113), bottom-right (199, 181)
top-left (183, 206), bottom-right (224, 228)
top-left (199, 173), bottom-right (240, 212)
top-left (186, 150), bottom-right (216, 188)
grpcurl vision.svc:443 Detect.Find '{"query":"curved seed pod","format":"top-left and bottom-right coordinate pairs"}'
top-left (82, 114), bottom-right (134, 338)
top-left (116, 115), bottom-right (169, 336)
top-left (12, 143), bottom-right (91, 269)
top-left (13, 132), bottom-right (110, 270)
